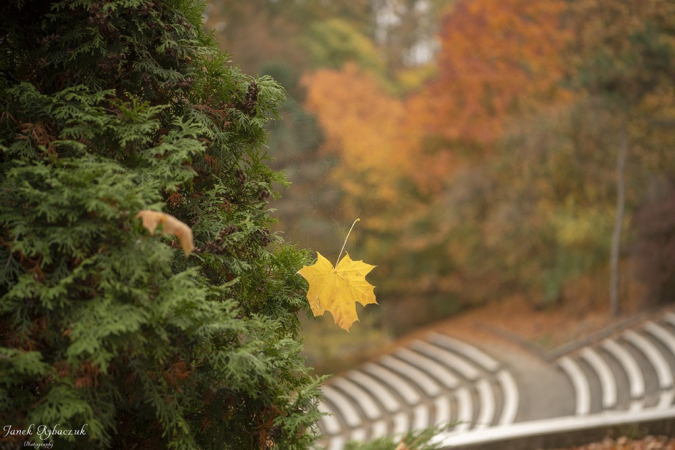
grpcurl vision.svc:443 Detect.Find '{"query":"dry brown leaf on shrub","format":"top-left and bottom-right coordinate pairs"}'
top-left (135, 210), bottom-right (194, 256)
top-left (394, 439), bottom-right (409, 450)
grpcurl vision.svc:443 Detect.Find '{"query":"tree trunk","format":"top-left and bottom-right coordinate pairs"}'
top-left (610, 118), bottom-right (628, 317)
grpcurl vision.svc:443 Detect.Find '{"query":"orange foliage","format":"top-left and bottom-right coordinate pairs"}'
top-left (411, 0), bottom-right (569, 146)
top-left (300, 1), bottom-right (578, 301)
top-left (303, 63), bottom-right (415, 226)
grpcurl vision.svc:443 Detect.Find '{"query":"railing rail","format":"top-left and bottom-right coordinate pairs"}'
top-left (435, 408), bottom-right (675, 450)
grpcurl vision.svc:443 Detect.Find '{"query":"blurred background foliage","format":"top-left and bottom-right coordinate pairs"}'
top-left (204, 0), bottom-right (675, 373)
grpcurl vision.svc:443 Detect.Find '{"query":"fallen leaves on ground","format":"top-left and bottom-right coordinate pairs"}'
top-left (136, 210), bottom-right (194, 256)
top-left (298, 252), bottom-right (376, 331)
top-left (556, 435), bottom-right (675, 450)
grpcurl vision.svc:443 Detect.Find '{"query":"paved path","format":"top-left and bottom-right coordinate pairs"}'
top-left (315, 310), bottom-right (675, 449)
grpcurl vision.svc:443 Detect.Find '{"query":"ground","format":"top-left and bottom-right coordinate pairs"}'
top-left (557, 435), bottom-right (675, 449)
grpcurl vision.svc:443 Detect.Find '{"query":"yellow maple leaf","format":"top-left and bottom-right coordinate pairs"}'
top-left (135, 210), bottom-right (194, 257)
top-left (298, 251), bottom-right (377, 331)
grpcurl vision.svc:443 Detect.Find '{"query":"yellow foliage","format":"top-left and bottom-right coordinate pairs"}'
top-left (298, 252), bottom-right (377, 331)
top-left (552, 200), bottom-right (613, 249)
top-left (303, 63), bottom-right (415, 217)
top-left (395, 63), bottom-right (437, 94)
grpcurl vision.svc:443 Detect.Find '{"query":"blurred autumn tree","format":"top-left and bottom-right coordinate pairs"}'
top-left (340, 0), bottom-right (574, 319)
top-left (303, 63), bottom-right (419, 270)
top-left (403, 0), bottom-right (675, 315)
top-left (204, 0), bottom-right (450, 258)
top-left (431, 0), bottom-right (675, 314)
top-left (304, 18), bottom-right (386, 75)
top-left (413, 0), bottom-right (569, 147)
top-left (203, 1), bottom-right (306, 77)
top-left (302, 0), bottom-right (675, 329)
top-left (205, 0), bottom-right (675, 338)
top-left (565, 0), bottom-right (675, 313)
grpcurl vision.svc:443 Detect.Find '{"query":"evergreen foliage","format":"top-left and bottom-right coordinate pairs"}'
top-left (344, 423), bottom-right (448, 450)
top-left (0, 0), bottom-right (323, 448)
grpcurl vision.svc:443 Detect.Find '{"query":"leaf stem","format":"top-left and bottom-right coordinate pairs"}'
top-left (336, 218), bottom-right (360, 267)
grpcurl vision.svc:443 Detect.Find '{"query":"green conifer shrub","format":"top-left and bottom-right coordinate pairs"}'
top-left (0, 0), bottom-right (323, 448)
